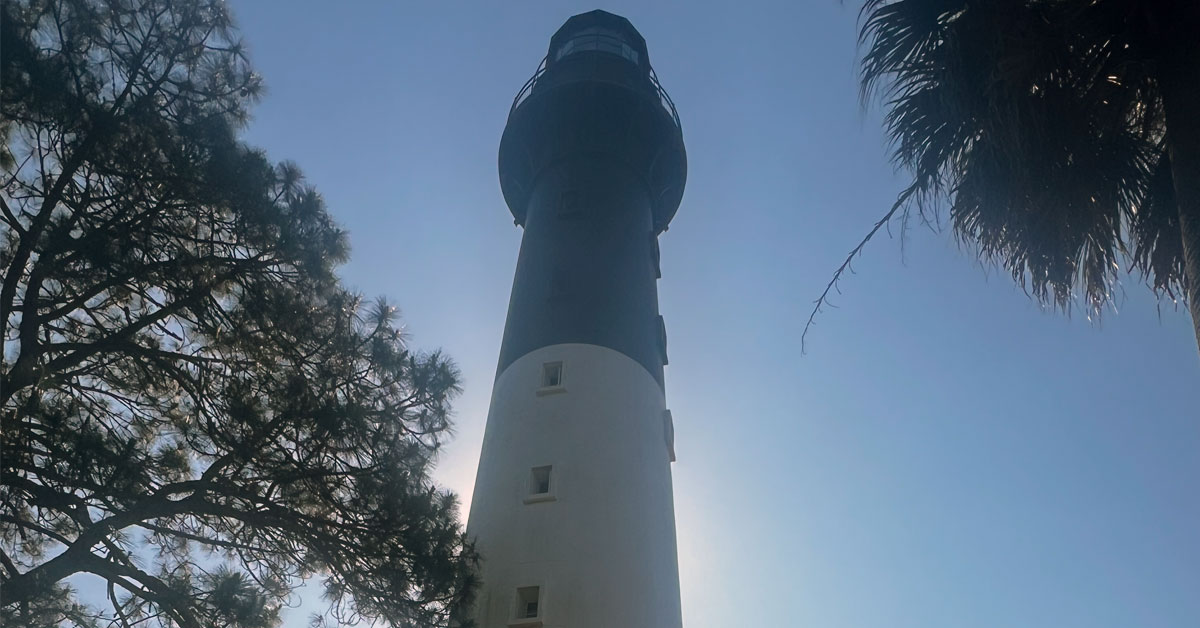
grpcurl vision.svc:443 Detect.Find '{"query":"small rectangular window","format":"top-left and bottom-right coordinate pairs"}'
top-left (530, 466), bottom-right (552, 495)
top-left (541, 361), bottom-right (563, 388)
top-left (524, 465), bottom-right (557, 504)
top-left (516, 586), bottom-right (540, 619)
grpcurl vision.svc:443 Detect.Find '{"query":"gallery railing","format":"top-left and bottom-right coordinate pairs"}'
top-left (509, 54), bottom-right (682, 131)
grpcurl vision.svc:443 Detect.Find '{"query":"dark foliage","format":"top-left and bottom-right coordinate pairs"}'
top-left (805, 0), bottom-right (1200, 351)
top-left (0, 1), bottom-right (478, 626)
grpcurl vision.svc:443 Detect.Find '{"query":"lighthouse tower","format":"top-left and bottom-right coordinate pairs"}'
top-left (465, 9), bottom-right (687, 628)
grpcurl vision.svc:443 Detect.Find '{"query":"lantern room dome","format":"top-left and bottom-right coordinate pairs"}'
top-left (499, 9), bottom-right (686, 233)
top-left (547, 10), bottom-right (649, 69)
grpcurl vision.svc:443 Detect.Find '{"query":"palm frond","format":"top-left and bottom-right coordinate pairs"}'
top-left (827, 0), bottom-right (1183, 325)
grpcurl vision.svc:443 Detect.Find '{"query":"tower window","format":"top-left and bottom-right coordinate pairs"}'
top-left (541, 361), bottom-right (563, 388)
top-left (530, 466), bottom-right (552, 495)
top-left (524, 465), bottom-right (556, 504)
top-left (515, 586), bottom-right (541, 619)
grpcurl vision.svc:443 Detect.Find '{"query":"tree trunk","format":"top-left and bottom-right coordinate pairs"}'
top-left (1157, 2), bottom-right (1200, 356)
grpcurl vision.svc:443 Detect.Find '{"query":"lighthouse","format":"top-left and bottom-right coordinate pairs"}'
top-left (464, 9), bottom-right (687, 628)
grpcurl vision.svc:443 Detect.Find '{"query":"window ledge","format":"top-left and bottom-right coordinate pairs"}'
top-left (508, 619), bottom-right (543, 628)
top-left (535, 385), bottom-right (566, 397)
top-left (523, 493), bottom-right (557, 505)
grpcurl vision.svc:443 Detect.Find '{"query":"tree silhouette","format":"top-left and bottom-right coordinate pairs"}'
top-left (807, 0), bottom-right (1200, 353)
top-left (0, 1), bottom-right (477, 626)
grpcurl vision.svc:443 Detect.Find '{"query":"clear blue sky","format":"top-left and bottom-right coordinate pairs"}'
top-left (229, 2), bottom-right (1200, 627)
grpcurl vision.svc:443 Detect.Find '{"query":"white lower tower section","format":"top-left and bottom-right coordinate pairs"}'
top-left (466, 343), bottom-right (681, 628)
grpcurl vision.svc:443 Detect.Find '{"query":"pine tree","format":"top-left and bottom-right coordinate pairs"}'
top-left (0, 1), bottom-right (478, 626)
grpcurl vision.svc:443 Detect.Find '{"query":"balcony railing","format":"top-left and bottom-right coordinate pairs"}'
top-left (509, 55), bottom-right (682, 131)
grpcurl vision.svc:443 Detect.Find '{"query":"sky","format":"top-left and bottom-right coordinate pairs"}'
top-left (227, 2), bottom-right (1200, 627)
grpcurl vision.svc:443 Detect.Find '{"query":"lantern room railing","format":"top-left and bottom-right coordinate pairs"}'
top-left (509, 55), bottom-right (682, 131)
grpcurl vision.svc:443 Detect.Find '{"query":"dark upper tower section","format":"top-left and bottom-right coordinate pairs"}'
top-left (499, 9), bottom-right (686, 233)
top-left (495, 10), bottom-right (686, 386)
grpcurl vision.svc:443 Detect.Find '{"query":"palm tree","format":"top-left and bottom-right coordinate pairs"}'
top-left (805, 0), bottom-right (1200, 354)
